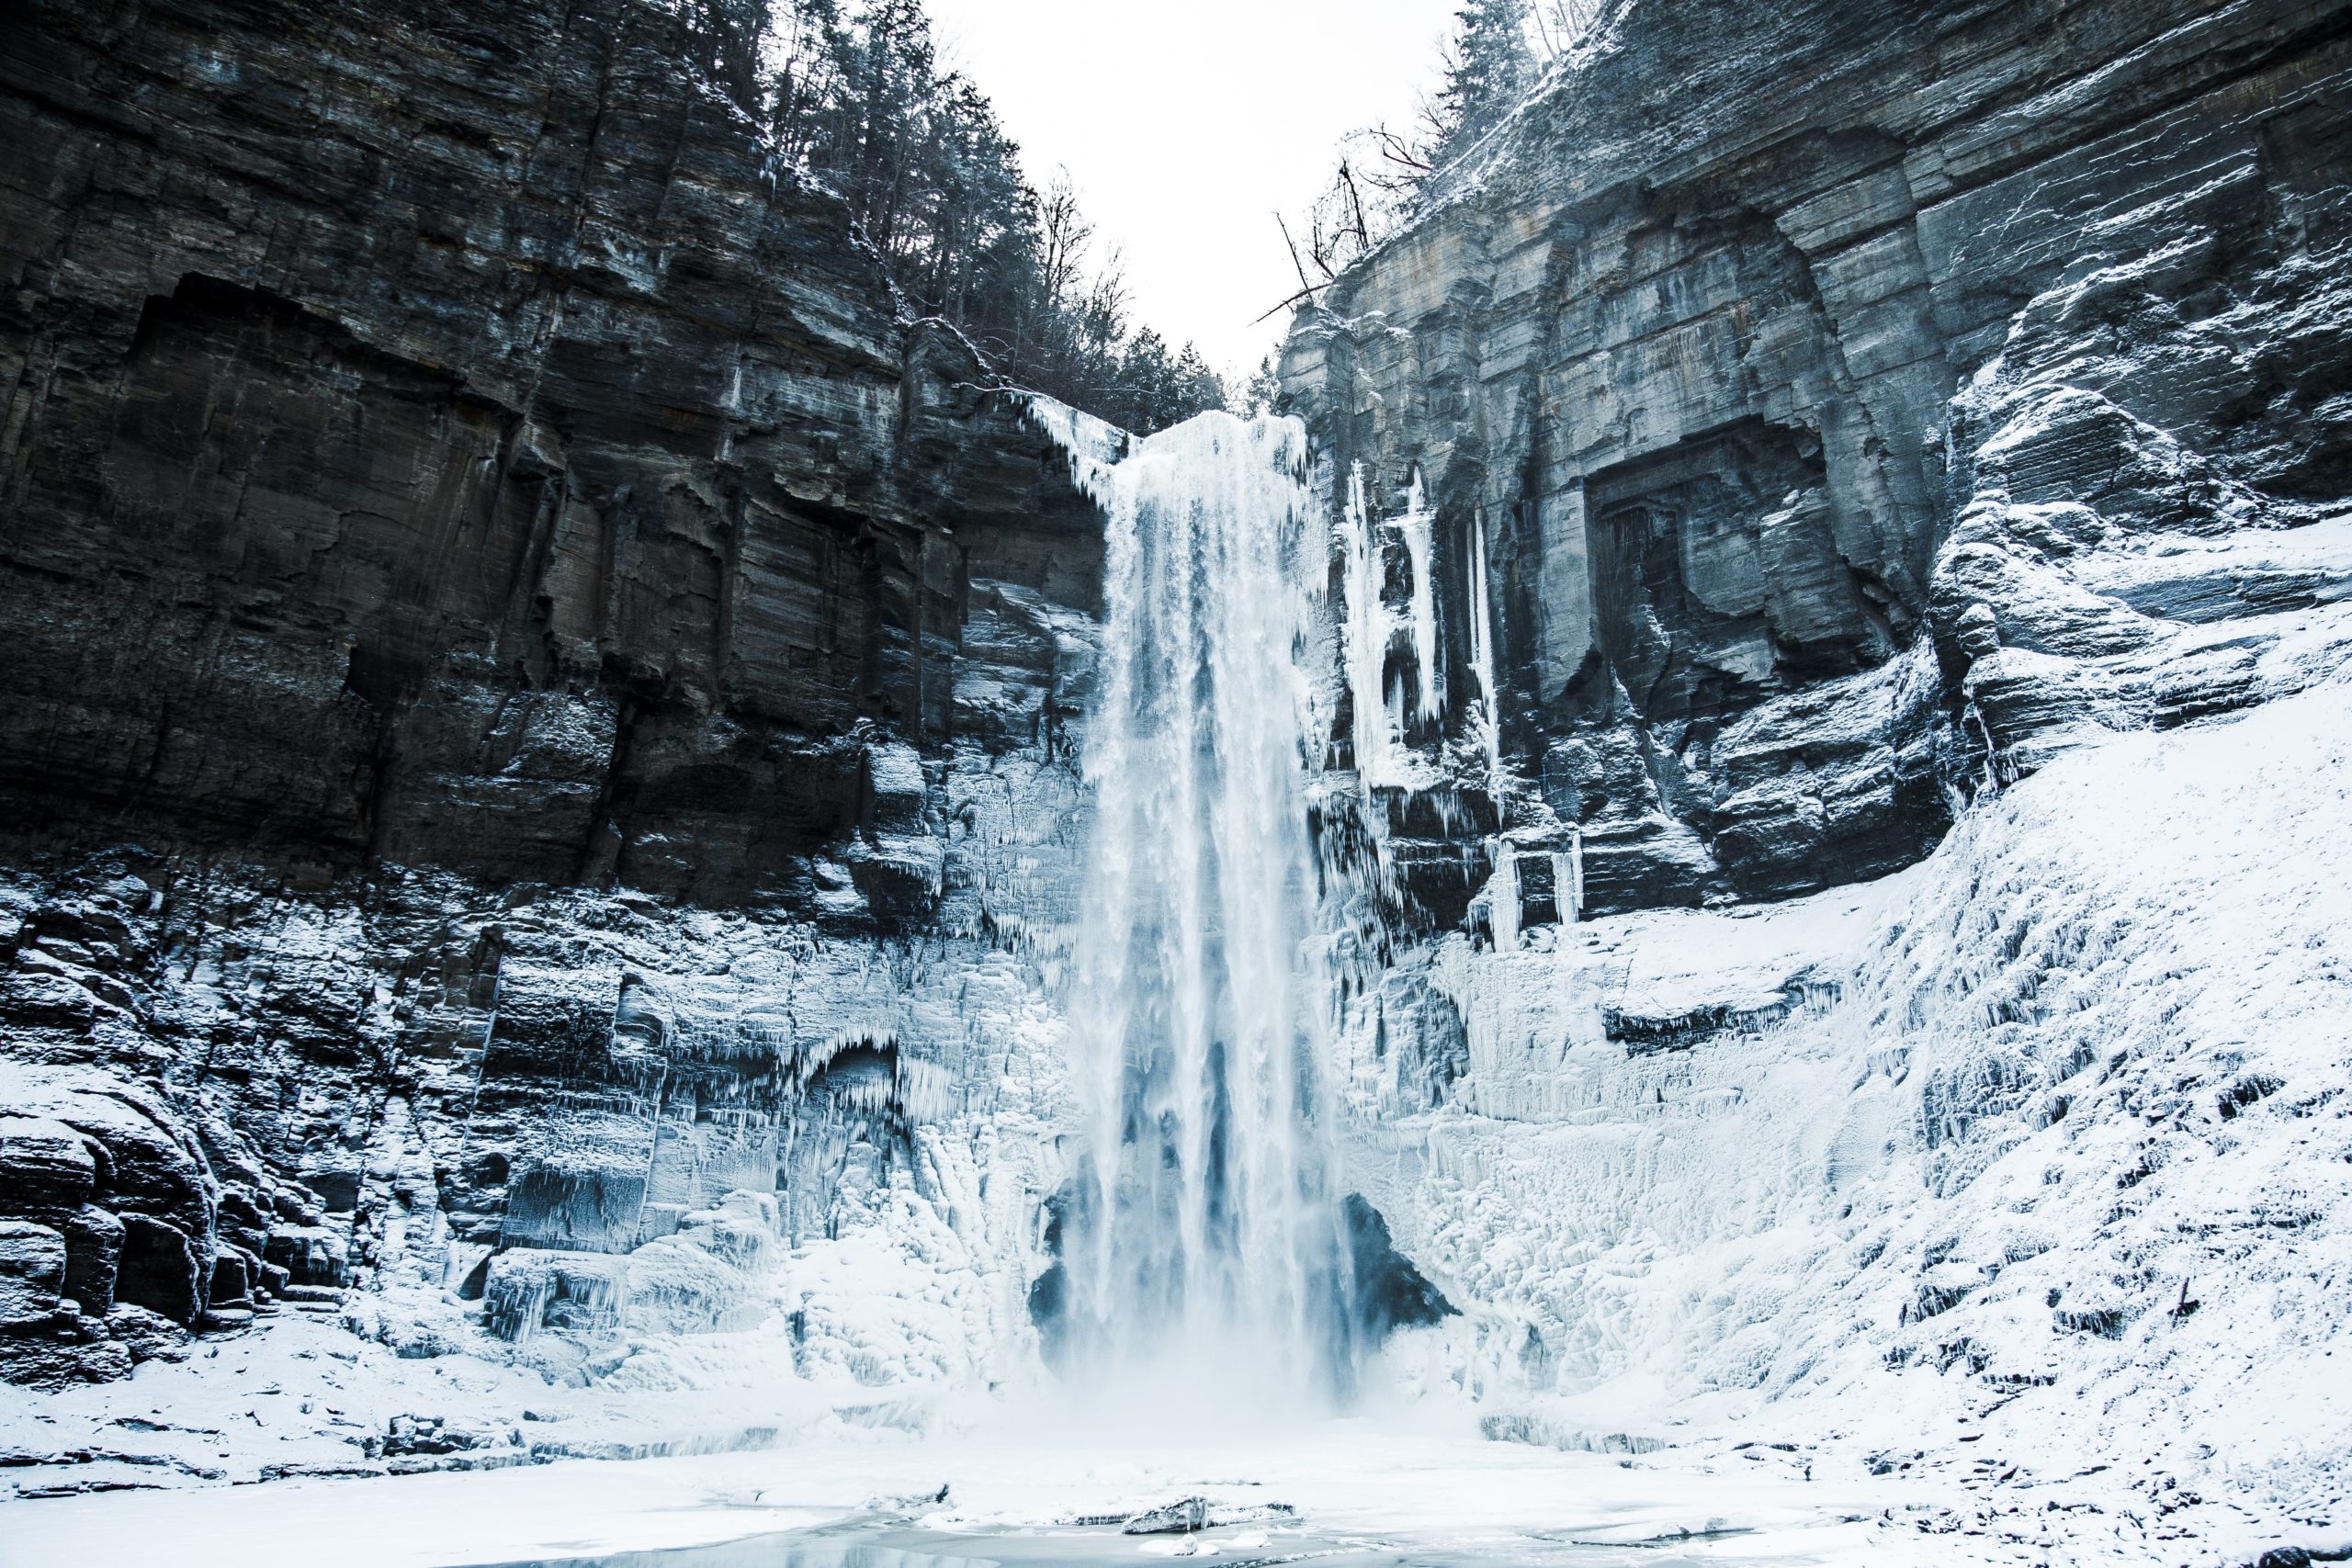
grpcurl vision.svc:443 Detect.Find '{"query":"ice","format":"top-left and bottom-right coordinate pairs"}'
top-left (1465, 513), bottom-right (1503, 788)
top-left (1337, 460), bottom-right (1402, 787)
top-left (1017, 391), bottom-right (1129, 509)
top-left (1398, 468), bottom-right (1442, 726)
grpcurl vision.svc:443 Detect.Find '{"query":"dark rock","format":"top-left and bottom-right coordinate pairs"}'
top-left (0, 0), bottom-right (1098, 906)
top-left (114, 1214), bottom-right (202, 1325)
top-left (1343, 1195), bottom-right (1455, 1341)
top-left (0, 1220), bottom-right (67, 1329)
top-left (1282, 0), bottom-right (2352, 911)
top-left (1123, 1496), bottom-right (1209, 1535)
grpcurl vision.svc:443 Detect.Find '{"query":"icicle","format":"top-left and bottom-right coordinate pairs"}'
top-left (1467, 513), bottom-right (1503, 789)
top-left (1543, 827), bottom-right (1580, 926)
top-left (1018, 390), bottom-right (1128, 509)
top-left (1559, 824), bottom-right (1585, 922)
top-left (1339, 462), bottom-right (1399, 788)
top-left (1489, 846), bottom-right (1520, 953)
top-left (1398, 469), bottom-right (1442, 726)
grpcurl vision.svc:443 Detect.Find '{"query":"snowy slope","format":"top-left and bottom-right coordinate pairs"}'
top-left (1346, 671), bottom-right (2352, 1560)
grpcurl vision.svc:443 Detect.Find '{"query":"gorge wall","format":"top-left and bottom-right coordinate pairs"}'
top-left (1282, 0), bottom-right (2352, 915)
top-left (0, 0), bottom-right (1098, 1409)
top-left (1281, 0), bottom-right (2352, 1550)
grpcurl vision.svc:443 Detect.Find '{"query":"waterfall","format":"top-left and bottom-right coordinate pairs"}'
top-left (1060, 411), bottom-right (1353, 1403)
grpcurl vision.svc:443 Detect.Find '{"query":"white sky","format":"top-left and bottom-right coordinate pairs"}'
top-left (923, 0), bottom-right (1462, 381)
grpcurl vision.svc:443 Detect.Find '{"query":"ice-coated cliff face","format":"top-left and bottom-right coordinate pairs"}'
top-left (1272, 0), bottom-right (2352, 1551)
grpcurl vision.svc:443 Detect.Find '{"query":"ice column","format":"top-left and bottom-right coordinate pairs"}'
top-left (1062, 412), bottom-right (1351, 1400)
top-left (1489, 846), bottom-right (1521, 953)
top-left (1397, 470), bottom-right (1442, 727)
top-left (1555, 825), bottom-right (1585, 923)
top-left (1339, 462), bottom-right (1398, 785)
top-left (1467, 514), bottom-right (1503, 787)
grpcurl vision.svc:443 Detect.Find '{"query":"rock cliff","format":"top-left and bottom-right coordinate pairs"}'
top-left (2, 0), bottom-right (1101, 900)
top-left (1282, 0), bottom-right (2352, 915)
top-left (0, 0), bottom-right (1096, 1399)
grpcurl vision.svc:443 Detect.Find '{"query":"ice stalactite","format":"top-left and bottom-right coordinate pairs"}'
top-left (1489, 847), bottom-right (1521, 953)
top-left (1061, 412), bottom-right (1354, 1403)
top-left (1555, 828), bottom-right (1585, 923)
top-left (1467, 515), bottom-right (1503, 789)
top-left (1398, 470), bottom-right (1442, 728)
top-left (1339, 461), bottom-right (1400, 788)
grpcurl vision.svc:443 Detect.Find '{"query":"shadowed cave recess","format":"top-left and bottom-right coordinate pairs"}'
top-left (3, 0), bottom-right (2352, 1562)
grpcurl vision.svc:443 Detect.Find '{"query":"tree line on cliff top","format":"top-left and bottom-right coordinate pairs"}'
top-left (1277, 0), bottom-right (1615, 310)
top-left (673, 0), bottom-right (1225, 435)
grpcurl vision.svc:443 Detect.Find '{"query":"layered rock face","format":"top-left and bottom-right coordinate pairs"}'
top-left (1, 0), bottom-right (1099, 899)
top-left (1287, 0), bottom-right (2352, 1546)
top-left (1282, 0), bottom-right (2352, 915)
top-left (0, 0), bottom-right (1096, 1396)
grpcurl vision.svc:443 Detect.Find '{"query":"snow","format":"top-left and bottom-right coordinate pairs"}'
top-left (0, 1405), bottom-right (1980, 1568)
top-left (1339, 671), bottom-right (2352, 1562)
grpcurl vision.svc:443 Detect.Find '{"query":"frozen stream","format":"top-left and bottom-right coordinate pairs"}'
top-left (6, 1416), bottom-right (1921, 1568)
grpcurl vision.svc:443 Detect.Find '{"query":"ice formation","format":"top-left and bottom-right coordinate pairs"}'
top-left (1465, 513), bottom-right (1503, 790)
top-left (1398, 469), bottom-right (1442, 727)
top-left (1337, 460), bottom-right (1402, 790)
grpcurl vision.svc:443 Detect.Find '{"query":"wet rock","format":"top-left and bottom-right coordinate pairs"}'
top-left (1124, 1496), bottom-right (1209, 1535)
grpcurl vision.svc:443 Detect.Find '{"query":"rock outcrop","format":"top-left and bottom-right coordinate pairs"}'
top-left (0, 0), bottom-right (1099, 902)
top-left (0, 0), bottom-right (1096, 1393)
top-left (1282, 0), bottom-right (2352, 916)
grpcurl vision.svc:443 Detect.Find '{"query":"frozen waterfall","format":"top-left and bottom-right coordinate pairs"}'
top-left (1058, 411), bottom-right (1356, 1404)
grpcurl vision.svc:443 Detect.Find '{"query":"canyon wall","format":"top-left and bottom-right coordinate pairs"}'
top-left (0, 0), bottom-right (1094, 1404)
top-left (1286, 0), bottom-right (2352, 1548)
top-left (1283, 0), bottom-right (2352, 914)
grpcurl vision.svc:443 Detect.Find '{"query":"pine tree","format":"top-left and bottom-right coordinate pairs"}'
top-left (717, 0), bottom-right (1225, 434)
top-left (1431, 0), bottom-right (1536, 163)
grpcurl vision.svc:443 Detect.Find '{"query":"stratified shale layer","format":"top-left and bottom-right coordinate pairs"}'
top-left (1283, 0), bottom-right (2352, 915)
top-left (0, 0), bottom-right (1101, 899)
top-left (0, 0), bottom-right (1098, 1394)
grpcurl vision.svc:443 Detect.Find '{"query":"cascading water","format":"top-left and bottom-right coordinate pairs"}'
top-left (1058, 410), bottom-right (1356, 1404)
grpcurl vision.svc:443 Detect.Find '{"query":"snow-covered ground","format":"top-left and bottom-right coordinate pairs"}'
top-left (0, 1402), bottom-right (2018, 1568)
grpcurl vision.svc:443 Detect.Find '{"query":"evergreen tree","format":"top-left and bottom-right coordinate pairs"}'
top-left (705, 0), bottom-right (1223, 434)
top-left (1430, 0), bottom-right (1536, 163)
